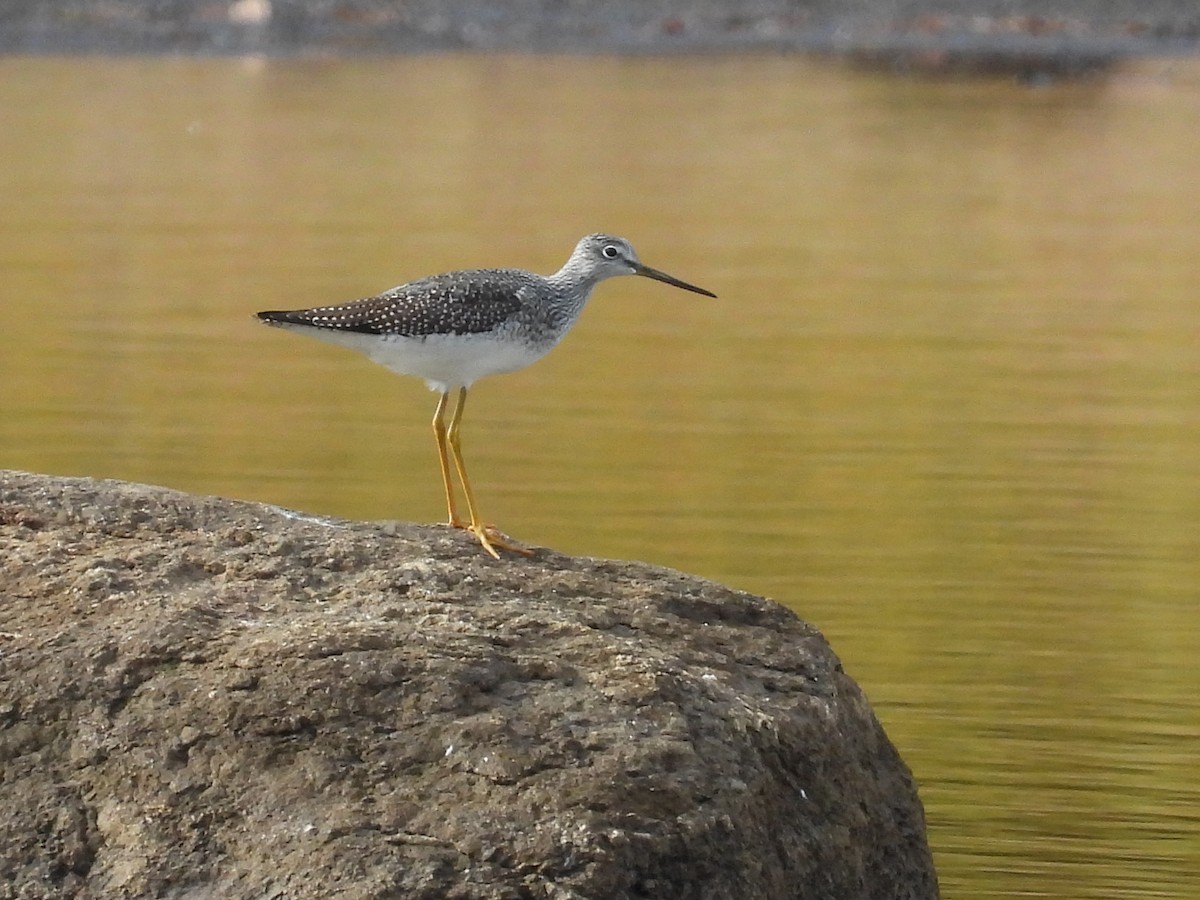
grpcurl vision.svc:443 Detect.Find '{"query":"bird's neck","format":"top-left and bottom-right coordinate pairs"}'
top-left (546, 266), bottom-right (601, 322)
top-left (549, 259), bottom-right (601, 292)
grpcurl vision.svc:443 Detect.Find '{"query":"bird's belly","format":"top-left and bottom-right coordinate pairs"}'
top-left (269, 323), bottom-right (549, 391)
top-left (366, 332), bottom-right (545, 390)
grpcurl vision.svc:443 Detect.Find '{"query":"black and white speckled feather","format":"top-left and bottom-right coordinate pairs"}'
top-left (259, 269), bottom-right (542, 339)
top-left (256, 233), bottom-right (714, 392)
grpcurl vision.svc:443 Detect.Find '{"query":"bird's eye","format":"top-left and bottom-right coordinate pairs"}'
top-left (602, 245), bottom-right (619, 259)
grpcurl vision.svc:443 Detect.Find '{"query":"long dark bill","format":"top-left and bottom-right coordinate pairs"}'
top-left (634, 263), bottom-right (717, 298)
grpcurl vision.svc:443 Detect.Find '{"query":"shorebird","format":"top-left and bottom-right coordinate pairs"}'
top-left (256, 233), bottom-right (715, 558)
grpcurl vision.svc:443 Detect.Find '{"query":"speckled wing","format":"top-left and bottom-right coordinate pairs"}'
top-left (257, 269), bottom-right (531, 338)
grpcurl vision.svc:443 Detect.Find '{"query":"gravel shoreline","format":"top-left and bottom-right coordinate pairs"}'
top-left (2, 1), bottom-right (1197, 70)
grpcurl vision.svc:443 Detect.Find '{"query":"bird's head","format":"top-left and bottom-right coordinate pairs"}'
top-left (568, 233), bottom-right (716, 297)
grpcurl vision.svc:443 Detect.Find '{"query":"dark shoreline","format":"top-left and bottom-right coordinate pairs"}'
top-left (2, 1), bottom-right (1197, 74)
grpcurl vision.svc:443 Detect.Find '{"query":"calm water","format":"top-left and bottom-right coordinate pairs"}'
top-left (3, 56), bottom-right (1199, 897)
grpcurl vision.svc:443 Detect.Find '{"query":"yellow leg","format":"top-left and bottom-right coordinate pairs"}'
top-left (432, 391), bottom-right (465, 528)
top-left (446, 387), bottom-right (532, 559)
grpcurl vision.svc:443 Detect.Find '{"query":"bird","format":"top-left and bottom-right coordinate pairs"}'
top-left (256, 233), bottom-right (716, 559)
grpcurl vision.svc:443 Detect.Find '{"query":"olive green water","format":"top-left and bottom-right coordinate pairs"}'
top-left (3, 56), bottom-right (1199, 897)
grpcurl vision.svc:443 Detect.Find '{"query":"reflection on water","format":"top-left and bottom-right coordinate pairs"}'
top-left (3, 56), bottom-right (1199, 897)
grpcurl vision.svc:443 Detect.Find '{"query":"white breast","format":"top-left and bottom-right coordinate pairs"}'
top-left (276, 323), bottom-right (548, 392)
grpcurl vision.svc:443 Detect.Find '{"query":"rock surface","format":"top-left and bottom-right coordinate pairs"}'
top-left (0, 470), bottom-right (938, 900)
top-left (0, 0), bottom-right (1196, 62)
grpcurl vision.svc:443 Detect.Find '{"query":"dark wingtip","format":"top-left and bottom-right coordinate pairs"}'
top-left (256, 310), bottom-right (289, 324)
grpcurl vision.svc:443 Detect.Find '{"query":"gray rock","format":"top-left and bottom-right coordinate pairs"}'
top-left (0, 470), bottom-right (938, 900)
top-left (0, 0), bottom-right (1197, 57)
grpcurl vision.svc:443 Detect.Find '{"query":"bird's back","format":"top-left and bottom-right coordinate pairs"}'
top-left (258, 268), bottom-right (547, 339)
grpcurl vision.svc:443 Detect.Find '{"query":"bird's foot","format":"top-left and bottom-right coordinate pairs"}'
top-left (443, 519), bottom-right (532, 558)
top-left (471, 523), bottom-right (535, 559)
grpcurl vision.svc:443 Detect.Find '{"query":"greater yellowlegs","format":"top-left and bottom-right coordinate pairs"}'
top-left (256, 233), bottom-right (715, 559)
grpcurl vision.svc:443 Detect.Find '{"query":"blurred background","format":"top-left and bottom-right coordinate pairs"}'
top-left (2, 30), bottom-right (1199, 900)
